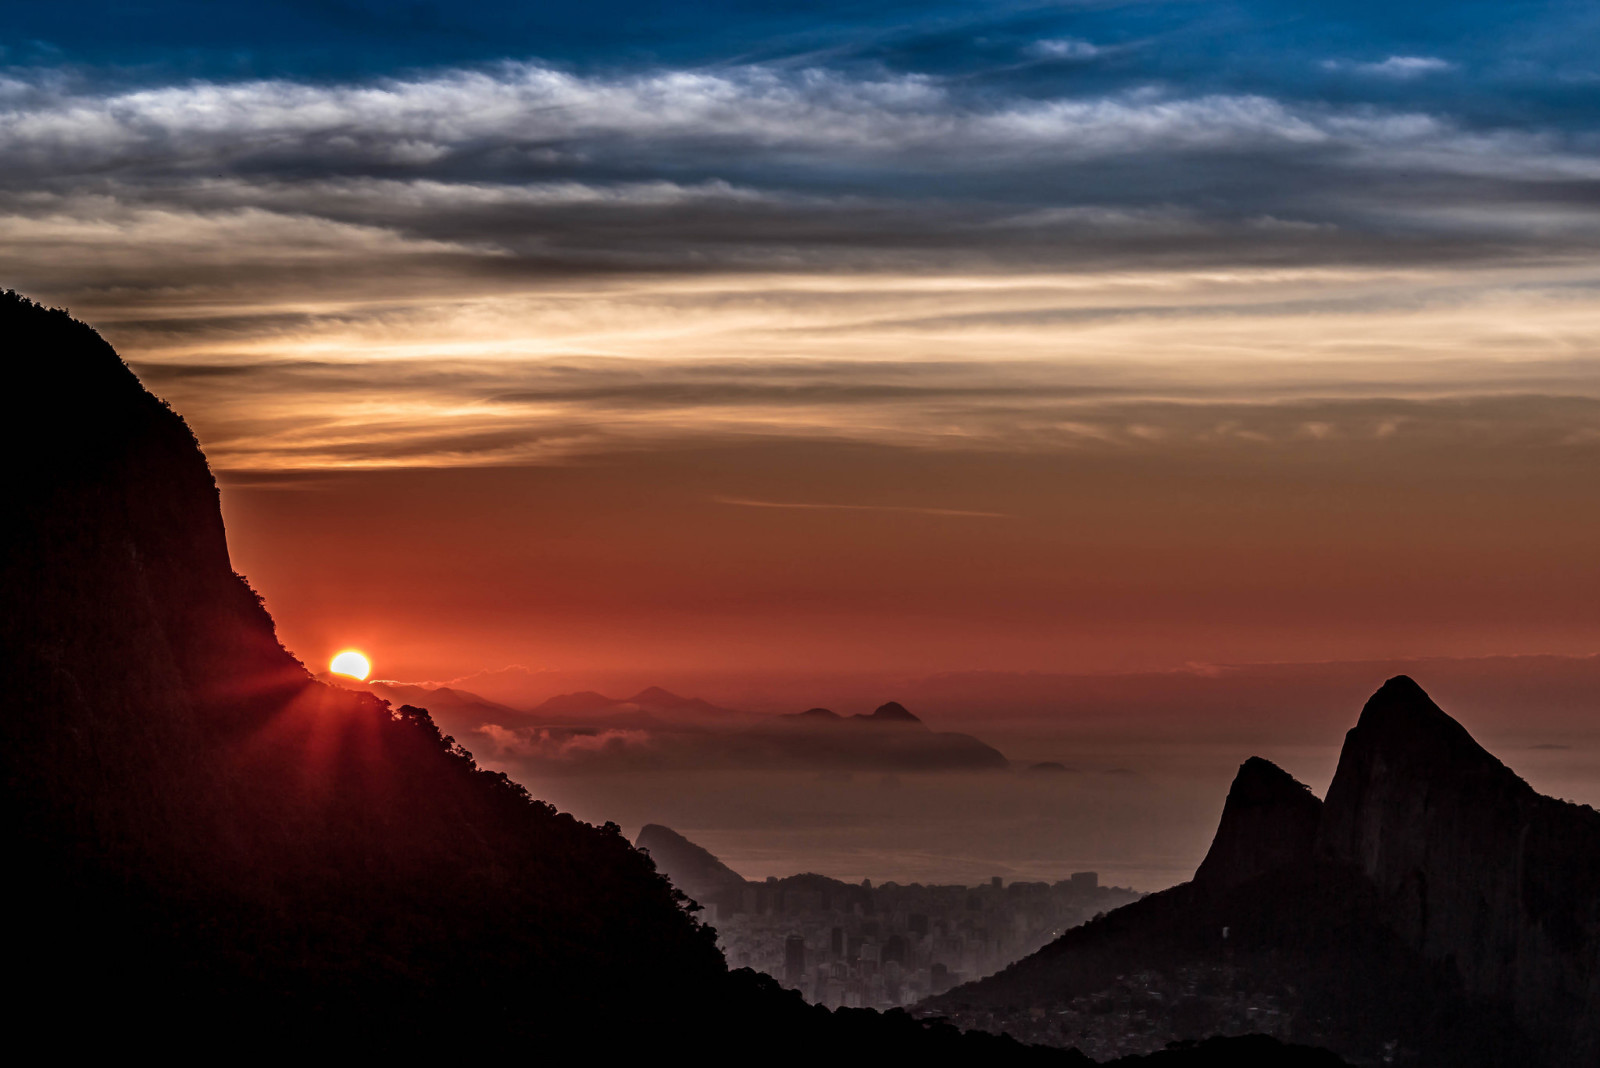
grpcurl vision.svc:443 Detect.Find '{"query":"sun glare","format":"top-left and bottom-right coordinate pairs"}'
top-left (329, 650), bottom-right (371, 680)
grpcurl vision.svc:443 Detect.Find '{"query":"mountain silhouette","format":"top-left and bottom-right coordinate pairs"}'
top-left (1, 292), bottom-right (1087, 1060)
top-left (855, 700), bottom-right (922, 724)
top-left (1317, 676), bottom-right (1600, 1063)
top-left (0, 290), bottom-right (1359, 1064)
top-left (791, 706), bottom-right (844, 722)
top-left (637, 823), bottom-right (752, 909)
top-left (0, 290), bottom-right (737, 1052)
top-left (1192, 757), bottom-right (1322, 891)
top-left (362, 678), bottom-right (517, 717)
top-left (517, 685), bottom-right (755, 727)
top-left (928, 676), bottom-right (1599, 1067)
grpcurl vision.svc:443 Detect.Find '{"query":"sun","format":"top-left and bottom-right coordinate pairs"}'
top-left (329, 650), bottom-right (371, 680)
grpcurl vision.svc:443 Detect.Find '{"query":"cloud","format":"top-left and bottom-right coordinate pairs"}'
top-left (1, 59), bottom-right (1598, 307)
top-left (713, 497), bottom-right (1009, 518)
top-left (2, 65), bottom-right (1328, 172)
top-left (463, 708), bottom-right (1010, 774)
top-left (0, 57), bottom-right (1593, 475)
top-left (1323, 56), bottom-right (1456, 79)
top-left (1027, 38), bottom-right (1103, 61)
top-left (0, 62), bottom-right (1586, 193)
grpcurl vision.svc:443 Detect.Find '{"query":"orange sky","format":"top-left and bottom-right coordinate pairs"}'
top-left (6, 97), bottom-right (1598, 692)
top-left (1, 253), bottom-right (1588, 690)
top-left (213, 425), bottom-right (1600, 686)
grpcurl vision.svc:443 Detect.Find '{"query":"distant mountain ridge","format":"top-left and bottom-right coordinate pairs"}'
top-left (929, 676), bottom-right (1600, 1067)
top-left (432, 686), bottom-right (1011, 772)
top-left (361, 678), bottom-right (519, 718)
top-left (522, 685), bottom-right (753, 724)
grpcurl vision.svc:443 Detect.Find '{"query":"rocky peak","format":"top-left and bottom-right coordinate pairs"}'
top-left (1317, 675), bottom-right (1528, 871)
top-left (1318, 675), bottom-right (1600, 1066)
top-left (1345, 674), bottom-right (1503, 774)
top-left (1193, 756), bottom-right (1322, 891)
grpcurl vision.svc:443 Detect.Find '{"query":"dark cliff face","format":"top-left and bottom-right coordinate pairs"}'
top-left (1, 291), bottom-right (308, 895)
top-left (1318, 675), bottom-right (1600, 1065)
top-left (1, 292), bottom-right (304, 720)
top-left (1193, 757), bottom-right (1322, 892)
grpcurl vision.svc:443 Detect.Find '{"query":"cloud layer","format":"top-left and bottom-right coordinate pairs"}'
top-left (0, 8), bottom-right (1596, 475)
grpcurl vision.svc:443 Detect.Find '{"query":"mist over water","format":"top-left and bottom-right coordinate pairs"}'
top-left (482, 707), bottom-right (1599, 891)
top-left (510, 751), bottom-right (1315, 891)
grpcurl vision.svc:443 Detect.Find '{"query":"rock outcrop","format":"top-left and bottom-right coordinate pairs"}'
top-left (1193, 757), bottom-right (1322, 891)
top-left (1318, 676), bottom-right (1600, 1064)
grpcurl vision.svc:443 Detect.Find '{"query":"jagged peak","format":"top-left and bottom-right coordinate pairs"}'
top-left (1193, 756), bottom-right (1322, 890)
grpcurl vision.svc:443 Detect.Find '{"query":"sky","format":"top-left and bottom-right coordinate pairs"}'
top-left (5, 2), bottom-right (1598, 882)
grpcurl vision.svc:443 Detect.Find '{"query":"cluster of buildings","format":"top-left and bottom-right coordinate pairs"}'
top-left (710, 872), bottom-right (1141, 1010)
top-left (932, 964), bottom-right (1293, 1060)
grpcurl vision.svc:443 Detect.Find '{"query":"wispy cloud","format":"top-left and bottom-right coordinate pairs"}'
top-left (713, 497), bottom-right (1010, 518)
top-left (1027, 38), bottom-right (1103, 61)
top-left (1323, 55), bottom-right (1455, 79)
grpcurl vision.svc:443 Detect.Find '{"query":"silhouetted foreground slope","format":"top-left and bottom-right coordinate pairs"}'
top-left (1, 292), bottom-right (1346, 1064)
top-left (0, 291), bottom-right (722, 1049)
top-left (930, 679), bottom-right (1599, 1067)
